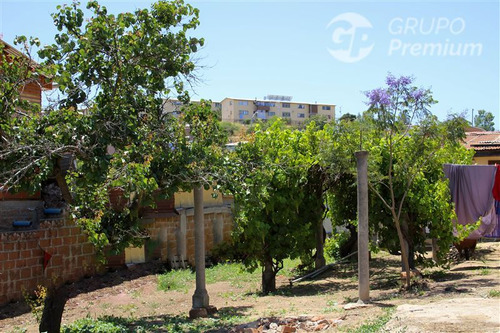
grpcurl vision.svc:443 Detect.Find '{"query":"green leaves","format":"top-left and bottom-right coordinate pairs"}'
top-left (1, 1), bottom-right (217, 256)
top-left (223, 120), bottom-right (328, 286)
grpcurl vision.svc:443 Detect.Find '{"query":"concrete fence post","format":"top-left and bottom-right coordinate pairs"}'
top-left (355, 151), bottom-right (370, 303)
top-left (176, 208), bottom-right (187, 262)
top-left (189, 186), bottom-right (212, 318)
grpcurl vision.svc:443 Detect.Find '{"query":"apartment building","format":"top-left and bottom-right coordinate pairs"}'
top-left (220, 97), bottom-right (335, 125)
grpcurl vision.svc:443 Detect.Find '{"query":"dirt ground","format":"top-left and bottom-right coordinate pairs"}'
top-left (1, 241), bottom-right (499, 332)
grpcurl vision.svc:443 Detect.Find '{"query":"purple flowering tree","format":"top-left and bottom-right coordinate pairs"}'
top-left (364, 74), bottom-right (441, 288)
top-left (365, 74), bottom-right (434, 132)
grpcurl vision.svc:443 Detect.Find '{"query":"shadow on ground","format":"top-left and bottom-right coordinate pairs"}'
top-left (0, 261), bottom-right (167, 320)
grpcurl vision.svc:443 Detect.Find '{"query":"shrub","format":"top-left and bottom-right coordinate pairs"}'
top-left (220, 121), bottom-right (242, 137)
top-left (22, 285), bottom-right (47, 323)
top-left (324, 231), bottom-right (351, 262)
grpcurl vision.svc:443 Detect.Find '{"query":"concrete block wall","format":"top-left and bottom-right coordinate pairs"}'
top-left (0, 200), bottom-right (44, 232)
top-left (146, 207), bottom-right (233, 265)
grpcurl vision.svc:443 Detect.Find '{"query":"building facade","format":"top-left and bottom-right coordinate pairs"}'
top-left (161, 97), bottom-right (336, 125)
top-left (221, 97), bottom-right (335, 125)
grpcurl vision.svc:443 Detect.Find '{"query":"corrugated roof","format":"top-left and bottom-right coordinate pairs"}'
top-left (464, 131), bottom-right (500, 151)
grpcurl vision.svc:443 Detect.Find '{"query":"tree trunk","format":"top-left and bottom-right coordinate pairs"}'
top-left (315, 222), bottom-right (326, 269)
top-left (262, 258), bottom-right (276, 295)
top-left (392, 215), bottom-right (411, 289)
top-left (400, 215), bottom-right (415, 270)
top-left (407, 243), bottom-right (415, 270)
top-left (39, 285), bottom-right (69, 333)
top-left (393, 217), bottom-right (411, 289)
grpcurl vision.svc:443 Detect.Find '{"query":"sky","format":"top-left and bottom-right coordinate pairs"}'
top-left (1, 0), bottom-right (499, 129)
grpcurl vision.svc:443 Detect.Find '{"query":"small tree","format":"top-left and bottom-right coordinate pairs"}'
top-left (224, 120), bottom-right (327, 294)
top-left (363, 74), bottom-right (472, 288)
top-left (474, 109), bottom-right (495, 131)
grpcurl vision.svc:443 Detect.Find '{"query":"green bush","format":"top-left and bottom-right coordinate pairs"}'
top-left (62, 317), bottom-right (128, 333)
top-left (324, 231), bottom-right (350, 262)
top-left (220, 121), bottom-right (242, 136)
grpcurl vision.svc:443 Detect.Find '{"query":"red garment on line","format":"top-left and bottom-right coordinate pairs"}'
top-left (493, 165), bottom-right (500, 202)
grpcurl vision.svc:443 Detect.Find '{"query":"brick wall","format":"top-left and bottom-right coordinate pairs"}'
top-left (0, 206), bottom-right (234, 305)
top-left (0, 217), bottom-right (97, 305)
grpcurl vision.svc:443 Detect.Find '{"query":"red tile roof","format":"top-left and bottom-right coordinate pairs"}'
top-left (464, 131), bottom-right (500, 151)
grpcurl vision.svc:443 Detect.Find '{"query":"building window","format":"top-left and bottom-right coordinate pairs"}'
top-left (282, 112), bottom-right (291, 117)
top-left (297, 104), bottom-right (305, 109)
top-left (239, 110), bottom-right (248, 119)
top-left (282, 103), bottom-right (290, 108)
top-left (256, 101), bottom-right (275, 107)
top-left (298, 113), bottom-right (305, 118)
top-left (214, 103), bottom-right (222, 108)
top-left (322, 106), bottom-right (331, 110)
top-left (269, 112), bottom-right (275, 116)
top-left (238, 101), bottom-right (249, 106)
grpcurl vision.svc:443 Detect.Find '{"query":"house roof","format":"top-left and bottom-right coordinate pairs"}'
top-left (1, 39), bottom-right (39, 67)
top-left (1, 39), bottom-right (53, 92)
top-left (463, 131), bottom-right (500, 151)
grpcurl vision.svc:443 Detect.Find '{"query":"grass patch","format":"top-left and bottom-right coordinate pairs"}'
top-left (488, 289), bottom-right (500, 297)
top-left (8, 328), bottom-right (27, 333)
top-left (63, 309), bottom-right (248, 333)
top-left (157, 269), bottom-right (195, 292)
top-left (206, 263), bottom-right (259, 286)
top-left (343, 307), bottom-right (395, 333)
top-left (479, 268), bottom-right (491, 276)
top-left (62, 316), bottom-right (127, 333)
top-left (322, 300), bottom-right (344, 314)
top-left (158, 259), bottom-right (303, 292)
top-left (280, 257), bottom-right (303, 278)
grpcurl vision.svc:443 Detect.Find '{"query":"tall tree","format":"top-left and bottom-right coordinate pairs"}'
top-left (0, 1), bottom-right (219, 331)
top-left (474, 109), bottom-right (495, 131)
